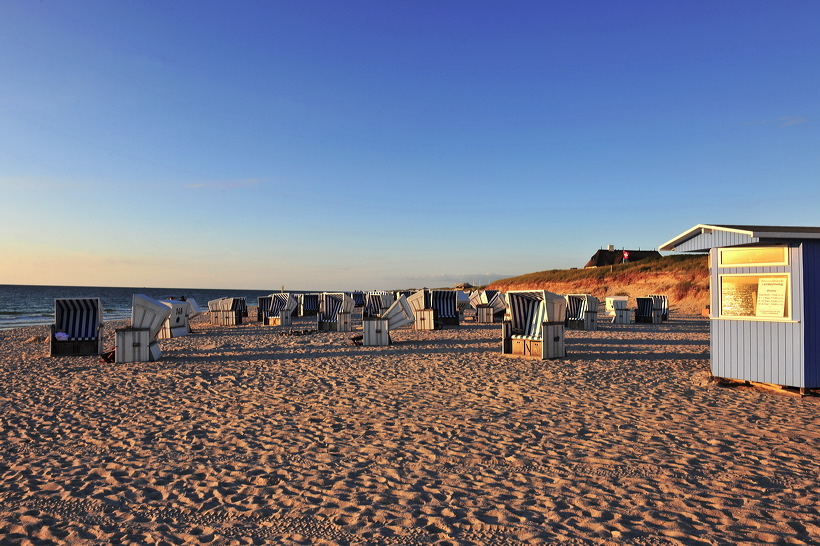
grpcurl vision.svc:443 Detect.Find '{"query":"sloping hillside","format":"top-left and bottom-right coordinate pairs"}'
top-left (487, 254), bottom-right (709, 314)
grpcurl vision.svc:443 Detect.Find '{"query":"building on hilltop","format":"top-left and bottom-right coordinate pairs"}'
top-left (584, 246), bottom-right (662, 268)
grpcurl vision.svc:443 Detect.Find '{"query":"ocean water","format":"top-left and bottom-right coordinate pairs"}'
top-left (0, 285), bottom-right (289, 331)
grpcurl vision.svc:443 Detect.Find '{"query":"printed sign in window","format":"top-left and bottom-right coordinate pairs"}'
top-left (756, 277), bottom-right (788, 318)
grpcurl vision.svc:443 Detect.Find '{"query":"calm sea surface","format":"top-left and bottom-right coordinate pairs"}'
top-left (0, 285), bottom-right (311, 330)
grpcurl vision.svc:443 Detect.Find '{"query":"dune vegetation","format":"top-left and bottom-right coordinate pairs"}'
top-left (486, 254), bottom-right (710, 314)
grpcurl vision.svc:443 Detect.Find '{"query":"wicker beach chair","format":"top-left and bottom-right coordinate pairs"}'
top-left (502, 290), bottom-right (567, 359)
top-left (318, 292), bottom-right (354, 331)
top-left (50, 298), bottom-right (105, 356)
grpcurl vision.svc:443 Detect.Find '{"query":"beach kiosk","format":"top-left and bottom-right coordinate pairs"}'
top-left (660, 224), bottom-right (820, 394)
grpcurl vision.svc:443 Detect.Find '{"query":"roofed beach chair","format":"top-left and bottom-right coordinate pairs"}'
top-left (362, 295), bottom-right (415, 346)
top-left (117, 294), bottom-right (172, 362)
top-left (351, 291), bottom-right (366, 309)
top-left (606, 296), bottom-right (630, 324)
top-left (299, 293), bottom-right (320, 317)
top-left (470, 290), bottom-right (506, 323)
top-left (363, 291), bottom-right (394, 319)
top-left (267, 293), bottom-right (297, 326)
top-left (649, 294), bottom-right (669, 321)
top-left (184, 298), bottom-right (204, 331)
top-left (318, 292), bottom-right (354, 332)
top-left (257, 296), bottom-right (273, 322)
top-left (565, 294), bottom-right (599, 331)
top-left (208, 297), bottom-right (243, 326)
top-left (635, 297), bottom-right (660, 324)
top-left (50, 298), bottom-right (105, 356)
top-left (502, 290), bottom-right (567, 359)
top-left (157, 299), bottom-right (189, 339)
top-left (406, 289), bottom-right (459, 329)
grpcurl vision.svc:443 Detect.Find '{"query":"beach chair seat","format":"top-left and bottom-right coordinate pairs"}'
top-left (51, 298), bottom-right (104, 356)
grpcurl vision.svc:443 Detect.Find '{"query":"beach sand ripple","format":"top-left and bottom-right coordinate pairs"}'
top-left (0, 314), bottom-right (818, 544)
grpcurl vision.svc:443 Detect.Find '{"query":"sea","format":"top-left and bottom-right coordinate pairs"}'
top-left (0, 285), bottom-right (308, 331)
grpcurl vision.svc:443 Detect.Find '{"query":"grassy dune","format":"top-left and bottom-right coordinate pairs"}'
top-left (487, 254), bottom-right (709, 314)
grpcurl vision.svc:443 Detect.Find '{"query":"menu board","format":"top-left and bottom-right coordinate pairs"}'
top-left (756, 277), bottom-right (788, 318)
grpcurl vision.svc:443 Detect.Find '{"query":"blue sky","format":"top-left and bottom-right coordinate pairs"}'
top-left (1, 1), bottom-right (818, 290)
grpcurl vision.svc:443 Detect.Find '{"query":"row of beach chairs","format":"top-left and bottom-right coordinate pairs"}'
top-left (49, 289), bottom-right (669, 360)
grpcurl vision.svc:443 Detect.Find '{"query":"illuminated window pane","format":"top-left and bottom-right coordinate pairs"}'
top-left (720, 275), bottom-right (789, 319)
top-left (719, 247), bottom-right (787, 267)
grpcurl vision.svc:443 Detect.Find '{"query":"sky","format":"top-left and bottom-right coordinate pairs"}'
top-left (1, 1), bottom-right (819, 291)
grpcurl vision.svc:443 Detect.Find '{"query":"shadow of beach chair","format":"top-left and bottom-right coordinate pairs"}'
top-left (50, 298), bottom-right (104, 356)
top-left (502, 290), bottom-right (567, 359)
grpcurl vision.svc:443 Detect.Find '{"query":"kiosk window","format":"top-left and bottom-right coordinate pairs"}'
top-left (719, 274), bottom-right (790, 319)
top-left (719, 246), bottom-right (788, 267)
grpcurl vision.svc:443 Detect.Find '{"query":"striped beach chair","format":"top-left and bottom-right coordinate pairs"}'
top-left (635, 297), bottom-right (658, 324)
top-left (51, 298), bottom-right (105, 356)
top-left (269, 293), bottom-right (297, 322)
top-left (351, 291), bottom-right (366, 308)
top-left (502, 290), bottom-right (567, 359)
top-left (565, 294), bottom-right (599, 330)
top-left (364, 291), bottom-right (393, 319)
top-left (648, 294), bottom-right (669, 320)
top-left (431, 290), bottom-right (459, 326)
top-left (318, 292), bottom-right (354, 331)
top-left (257, 296), bottom-right (273, 322)
top-left (299, 293), bottom-right (320, 316)
top-left (208, 297), bottom-right (243, 326)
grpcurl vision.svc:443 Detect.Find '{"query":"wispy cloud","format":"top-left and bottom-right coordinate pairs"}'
top-left (744, 116), bottom-right (808, 128)
top-left (186, 178), bottom-right (264, 190)
top-left (777, 116), bottom-right (808, 127)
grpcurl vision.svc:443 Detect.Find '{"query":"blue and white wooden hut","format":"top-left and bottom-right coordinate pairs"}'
top-left (660, 224), bottom-right (820, 393)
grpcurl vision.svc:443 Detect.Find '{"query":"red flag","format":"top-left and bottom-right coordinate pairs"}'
top-left (623, 250), bottom-right (629, 262)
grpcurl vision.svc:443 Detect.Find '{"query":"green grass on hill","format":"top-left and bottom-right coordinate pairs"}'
top-left (490, 254), bottom-right (708, 287)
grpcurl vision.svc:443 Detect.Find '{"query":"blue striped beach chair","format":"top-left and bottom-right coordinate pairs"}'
top-left (318, 292), bottom-right (354, 331)
top-left (431, 290), bottom-right (459, 326)
top-left (502, 290), bottom-right (567, 359)
top-left (351, 291), bottom-right (366, 308)
top-left (635, 297), bottom-right (657, 324)
top-left (648, 294), bottom-right (669, 320)
top-left (363, 292), bottom-right (390, 319)
top-left (299, 293), bottom-right (320, 316)
top-left (257, 296), bottom-right (273, 322)
top-left (565, 294), bottom-right (599, 330)
top-left (208, 297), bottom-right (243, 326)
top-left (51, 298), bottom-right (105, 356)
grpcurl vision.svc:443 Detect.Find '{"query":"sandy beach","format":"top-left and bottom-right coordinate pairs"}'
top-left (1, 311), bottom-right (818, 544)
